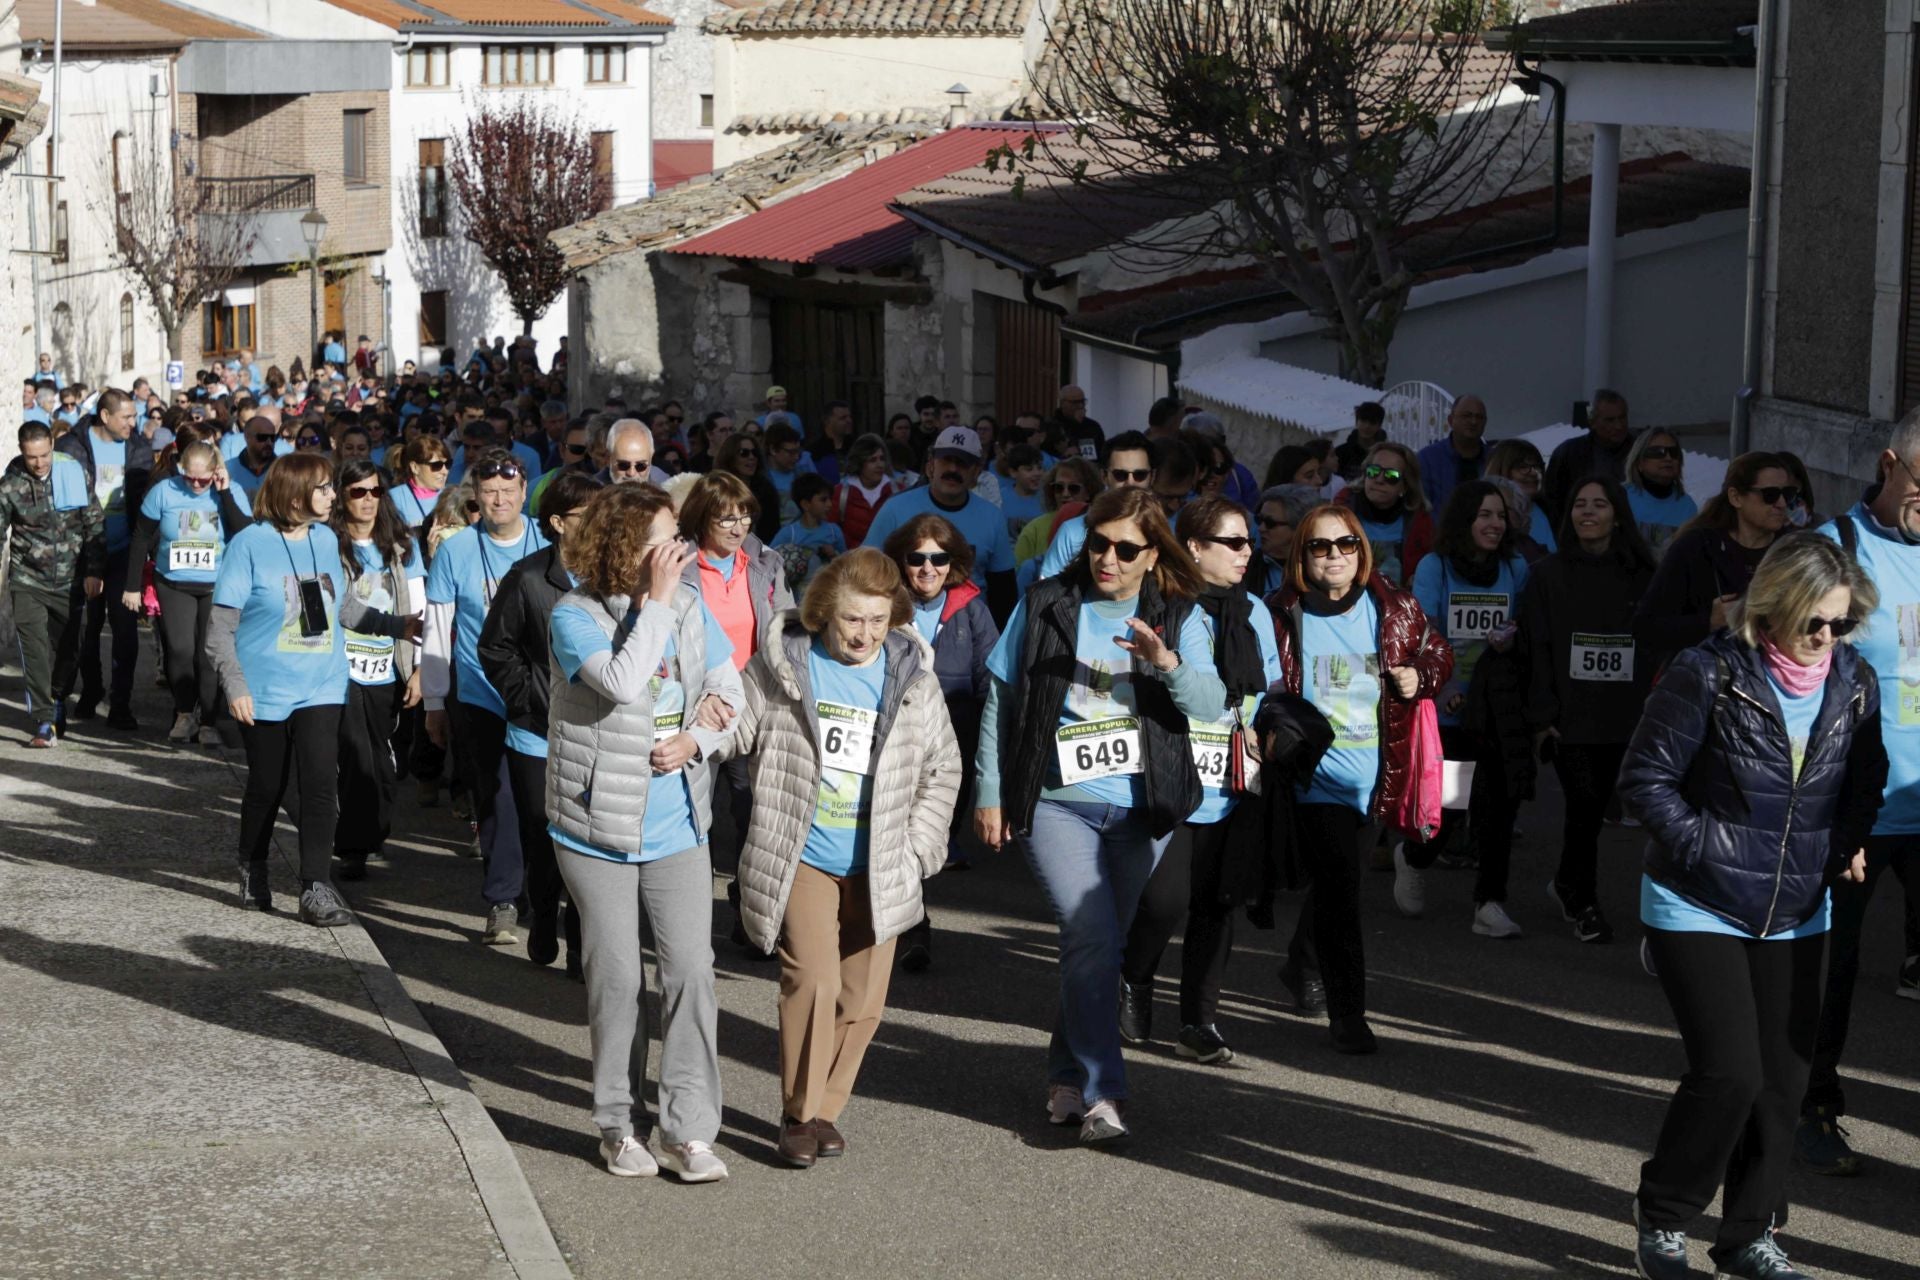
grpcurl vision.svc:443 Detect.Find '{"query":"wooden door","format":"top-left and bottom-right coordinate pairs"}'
top-left (994, 296), bottom-right (1061, 426)
top-left (324, 276), bottom-right (347, 343)
top-left (769, 297), bottom-right (886, 435)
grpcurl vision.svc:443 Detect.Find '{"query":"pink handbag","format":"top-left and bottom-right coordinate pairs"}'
top-left (1391, 697), bottom-right (1444, 843)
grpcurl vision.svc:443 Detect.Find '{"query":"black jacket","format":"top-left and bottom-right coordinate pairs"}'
top-left (1619, 631), bottom-right (1887, 936)
top-left (1542, 429), bottom-right (1633, 525)
top-left (1003, 567), bottom-right (1201, 839)
top-left (1463, 643), bottom-right (1535, 802)
top-left (478, 545), bottom-right (571, 742)
top-left (1632, 525), bottom-right (1769, 673)
top-left (1520, 543), bottom-right (1655, 744)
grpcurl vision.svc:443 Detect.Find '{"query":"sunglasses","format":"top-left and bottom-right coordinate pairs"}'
top-left (904, 551), bottom-right (952, 568)
top-left (1305, 534), bottom-right (1364, 559)
top-left (182, 474), bottom-right (215, 489)
top-left (1087, 532), bottom-right (1149, 563)
top-left (735, 448), bottom-right (759, 459)
top-left (1051, 482), bottom-right (1086, 497)
top-left (472, 462), bottom-right (524, 481)
top-left (665, 414), bottom-right (684, 424)
top-left (564, 442), bottom-right (587, 456)
top-left (346, 485), bottom-right (383, 500)
top-left (423, 459), bottom-right (450, 471)
top-left (1198, 534), bottom-right (1251, 552)
top-left (1804, 614), bottom-right (1860, 638)
top-left (1640, 445), bottom-right (1682, 460)
top-left (1363, 464), bottom-right (1404, 484)
top-left (612, 459), bottom-right (650, 473)
top-left (1745, 485), bottom-right (1802, 506)
top-left (712, 514), bottom-right (750, 530)
top-left (252, 433), bottom-right (277, 443)
top-left (1256, 515), bottom-right (1290, 530)
top-left (1109, 467), bottom-right (1151, 484)
top-left (297, 437), bottom-right (324, 448)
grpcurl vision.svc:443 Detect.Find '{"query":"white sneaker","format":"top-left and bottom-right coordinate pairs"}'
top-left (1079, 1099), bottom-right (1128, 1143)
top-left (168, 711), bottom-right (198, 744)
top-left (1392, 843), bottom-right (1426, 919)
top-left (649, 1134), bottom-right (728, 1182)
top-left (1046, 1083), bottom-right (1085, 1126)
top-left (599, 1133), bottom-right (658, 1178)
top-left (1472, 900), bottom-right (1523, 940)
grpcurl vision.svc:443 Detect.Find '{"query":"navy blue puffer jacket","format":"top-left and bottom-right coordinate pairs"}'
top-left (1619, 630), bottom-right (1887, 937)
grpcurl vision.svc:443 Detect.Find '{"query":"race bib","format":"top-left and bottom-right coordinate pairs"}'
top-left (1190, 724), bottom-right (1232, 790)
top-left (1056, 716), bottom-right (1143, 786)
top-left (168, 541), bottom-right (219, 573)
top-left (1569, 632), bottom-right (1633, 682)
top-left (346, 641), bottom-right (392, 684)
top-left (652, 709), bottom-right (684, 744)
top-left (1447, 592), bottom-right (1509, 642)
top-left (818, 701), bottom-right (877, 776)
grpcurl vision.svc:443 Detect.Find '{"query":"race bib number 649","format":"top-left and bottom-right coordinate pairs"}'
top-left (1056, 716), bottom-right (1144, 787)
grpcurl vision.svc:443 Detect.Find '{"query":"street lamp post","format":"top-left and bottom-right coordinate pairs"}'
top-left (300, 207), bottom-right (328, 372)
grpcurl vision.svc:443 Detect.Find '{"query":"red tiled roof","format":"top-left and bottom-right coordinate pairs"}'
top-left (707, 0), bottom-right (1029, 35)
top-left (19, 0), bottom-right (262, 44)
top-left (666, 124), bottom-right (1062, 269)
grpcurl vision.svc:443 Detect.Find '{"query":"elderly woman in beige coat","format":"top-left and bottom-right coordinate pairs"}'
top-left (727, 546), bottom-right (962, 1168)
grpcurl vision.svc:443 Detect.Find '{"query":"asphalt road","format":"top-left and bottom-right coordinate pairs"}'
top-left (346, 759), bottom-right (1920, 1280)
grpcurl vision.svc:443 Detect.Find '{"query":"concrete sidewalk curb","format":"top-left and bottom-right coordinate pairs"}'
top-left (330, 919), bottom-right (574, 1280)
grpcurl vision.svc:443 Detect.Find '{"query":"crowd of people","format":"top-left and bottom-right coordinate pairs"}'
top-left (7, 347), bottom-right (1920, 1279)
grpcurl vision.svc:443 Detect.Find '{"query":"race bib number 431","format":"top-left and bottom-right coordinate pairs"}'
top-left (1056, 716), bottom-right (1143, 786)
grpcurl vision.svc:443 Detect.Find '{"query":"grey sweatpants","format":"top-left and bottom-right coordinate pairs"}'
top-left (557, 844), bottom-right (721, 1145)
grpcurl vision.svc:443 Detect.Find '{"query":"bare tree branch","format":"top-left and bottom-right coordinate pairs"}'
top-left (998, 0), bottom-right (1535, 386)
top-left (446, 94), bottom-right (609, 337)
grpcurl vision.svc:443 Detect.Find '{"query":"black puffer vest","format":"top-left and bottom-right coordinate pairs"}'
top-left (1004, 567), bottom-right (1201, 839)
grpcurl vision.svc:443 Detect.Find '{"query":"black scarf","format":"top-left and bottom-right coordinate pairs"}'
top-left (1195, 583), bottom-right (1267, 699)
top-left (1349, 490), bottom-right (1406, 526)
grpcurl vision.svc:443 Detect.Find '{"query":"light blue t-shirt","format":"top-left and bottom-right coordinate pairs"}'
top-left (1630, 486), bottom-right (1699, 561)
top-left (769, 518), bottom-right (847, 592)
top-left (227, 454), bottom-right (274, 500)
top-left (1640, 669), bottom-right (1829, 938)
top-left (426, 521), bottom-right (548, 718)
top-left (705, 551), bottom-right (736, 581)
top-left (344, 539), bottom-right (419, 688)
top-left (802, 638), bottom-right (888, 876)
top-left (1411, 554), bottom-right (1529, 727)
top-left (767, 466), bottom-right (802, 527)
top-left (863, 488), bottom-right (1015, 587)
top-left (999, 483), bottom-right (1045, 542)
top-left (912, 593), bottom-right (945, 646)
top-left (390, 483), bottom-right (439, 530)
top-left (1820, 505), bottom-right (1920, 833)
top-left (219, 431), bottom-right (249, 461)
top-left (91, 435), bottom-right (131, 554)
top-left (1298, 594), bottom-right (1384, 813)
top-left (212, 523), bottom-right (349, 721)
top-left (141, 475), bottom-right (250, 586)
top-left (986, 594), bottom-right (1217, 808)
top-left (546, 599), bottom-right (734, 863)
top-left (1358, 514), bottom-right (1407, 585)
top-left (1528, 504), bottom-right (1557, 553)
top-left (1189, 592), bottom-right (1284, 826)
top-left (1037, 513), bottom-right (1088, 582)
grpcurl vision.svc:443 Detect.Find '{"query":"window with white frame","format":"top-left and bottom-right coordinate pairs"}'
top-left (484, 46), bottom-right (553, 87)
top-left (406, 44), bottom-right (449, 88)
top-left (699, 94), bottom-right (714, 128)
top-left (587, 46), bottom-right (626, 84)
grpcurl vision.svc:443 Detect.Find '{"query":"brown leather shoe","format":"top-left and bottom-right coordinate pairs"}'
top-left (777, 1117), bottom-right (817, 1168)
top-left (811, 1118), bottom-right (845, 1157)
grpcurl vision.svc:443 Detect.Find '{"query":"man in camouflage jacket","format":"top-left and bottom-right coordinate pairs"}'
top-left (2, 423), bottom-right (105, 744)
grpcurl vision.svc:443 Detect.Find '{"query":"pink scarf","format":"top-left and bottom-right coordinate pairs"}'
top-left (409, 481), bottom-right (438, 501)
top-left (1761, 634), bottom-right (1829, 697)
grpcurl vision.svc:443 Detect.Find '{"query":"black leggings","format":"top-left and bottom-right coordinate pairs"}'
top-left (1286, 803), bottom-right (1365, 1019)
top-left (1638, 927), bottom-right (1824, 1264)
top-left (338, 679), bottom-right (400, 856)
top-left (1417, 723), bottom-right (1518, 904)
top-left (451, 701), bottom-right (522, 907)
top-left (505, 748), bottom-right (564, 936)
top-left (1551, 742), bottom-right (1627, 909)
top-left (1123, 816), bottom-right (1237, 1026)
top-left (238, 704), bottom-right (342, 884)
top-left (1804, 833), bottom-right (1920, 1117)
top-left (154, 577), bottom-right (220, 719)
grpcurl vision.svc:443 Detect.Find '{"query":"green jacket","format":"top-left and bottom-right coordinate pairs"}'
top-left (0, 454), bottom-right (107, 594)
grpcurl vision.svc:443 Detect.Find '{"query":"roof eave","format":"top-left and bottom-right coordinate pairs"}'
top-left (399, 21), bottom-right (669, 34)
top-left (1484, 26), bottom-right (1756, 67)
top-left (891, 202), bottom-right (1058, 277)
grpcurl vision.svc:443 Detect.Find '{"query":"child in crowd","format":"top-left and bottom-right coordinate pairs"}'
top-left (769, 472), bottom-right (847, 593)
top-left (997, 442), bottom-right (1047, 540)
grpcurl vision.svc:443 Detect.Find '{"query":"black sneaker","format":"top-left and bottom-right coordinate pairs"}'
top-left (1278, 960), bottom-right (1328, 1016)
top-left (105, 705), bottom-right (138, 731)
top-left (1573, 905), bottom-right (1614, 945)
top-left (527, 906), bottom-right (559, 967)
top-left (336, 853), bottom-right (368, 882)
top-left (1794, 1107), bottom-right (1862, 1176)
top-left (71, 700), bottom-right (99, 723)
top-left (1174, 1023), bottom-right (1235, 1065)
top-left (1632, 1200), bottom-right (1690, 1280)
top-left (1713, 1228), bottom-right (1810, 1279)
top-left (1119, 979), bottom-right (1153, 1044)
top-left (299, 882), bottom-right (353, 927)
top-left (1330, 1015), bottom-right (1377, 1055)
top-left (900, 935), bottom-right (931, 973)
top-left (237, 861), bottom-right (272, 911)
top-left (1898, 953), bottom-right (1919, 1002)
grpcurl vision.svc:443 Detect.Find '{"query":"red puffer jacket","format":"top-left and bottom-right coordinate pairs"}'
top-left (1264, 574), bottom-right (1453, 826)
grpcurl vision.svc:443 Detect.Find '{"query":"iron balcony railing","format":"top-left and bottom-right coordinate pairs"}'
top-left (198, 173), bottom-right (316, 214)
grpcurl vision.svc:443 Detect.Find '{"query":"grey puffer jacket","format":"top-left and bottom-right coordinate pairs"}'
top-left (545, 586), bottom-right (745, 856)
top-left (726, 611), bottom-right (962, 952)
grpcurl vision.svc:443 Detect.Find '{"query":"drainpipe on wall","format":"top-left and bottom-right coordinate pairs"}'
top-left (1731, 0), bottom-right (1778, 456)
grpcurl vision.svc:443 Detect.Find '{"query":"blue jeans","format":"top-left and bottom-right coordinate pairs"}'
top-left (1019, 798), bottom-right (1169, 1106)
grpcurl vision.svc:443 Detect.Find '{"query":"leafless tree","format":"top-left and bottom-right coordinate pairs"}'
top-left (106, 140), bottom-right (257, 361)
top-left (1003, 0), bottom-right (1532, 385)
top-left (447, 95), bottom-right (609, 337)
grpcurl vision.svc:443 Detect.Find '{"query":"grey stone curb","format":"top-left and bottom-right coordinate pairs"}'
top-left (329, 918), bottom-right (574, 1280)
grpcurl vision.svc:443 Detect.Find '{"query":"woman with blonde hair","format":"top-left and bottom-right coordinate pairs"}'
top-left (1336, 440), bottom-right (1433, 587)
top-left (547, 482), bottom-right (744, 1183)
top-left (1620, 532), bottom-right (1885, 1280)
top-left (726, 547), bottom-right (961, 1166)
top-left (975, 487), bottom-right (1225, 1142)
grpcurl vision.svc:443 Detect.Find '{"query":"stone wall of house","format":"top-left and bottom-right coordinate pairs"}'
top-left (651, 0), bottom-right (722, 144)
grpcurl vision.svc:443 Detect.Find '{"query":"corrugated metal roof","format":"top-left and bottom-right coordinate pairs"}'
top-left (19, 0), bottom-right (263, 45)
top-left (324, 0), bottom-right (671, 28)
top-left (666, 123), bottom-right (1060, 270)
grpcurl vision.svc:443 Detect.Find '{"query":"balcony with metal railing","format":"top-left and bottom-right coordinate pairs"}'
top-left (197, 173), bottom-right (316, 214)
